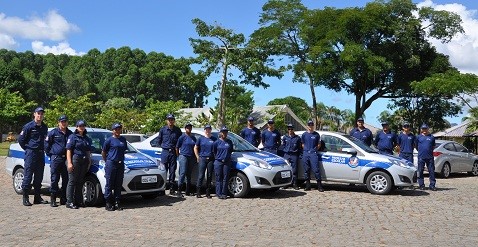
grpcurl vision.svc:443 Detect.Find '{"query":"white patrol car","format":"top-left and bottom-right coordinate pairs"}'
top-left (293, 131), bottom-right (417, 195)
top-left (6, 127), bottom-right (167, 206)
top-left (131, 128), bottom-right (293, 197)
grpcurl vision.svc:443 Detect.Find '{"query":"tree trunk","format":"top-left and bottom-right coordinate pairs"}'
top-left (216, 54), bottom-right (228, 128)
top-left (307, 73), bottom-right (318, 130)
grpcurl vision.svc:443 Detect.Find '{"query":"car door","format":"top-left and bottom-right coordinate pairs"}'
top-left (453, 143), bottom-right (471, 172)
top-left (320, 135), bottom-right (361, 182)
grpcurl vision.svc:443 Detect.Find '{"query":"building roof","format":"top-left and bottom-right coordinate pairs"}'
top-left (433, 121), bottom-right (471, 137)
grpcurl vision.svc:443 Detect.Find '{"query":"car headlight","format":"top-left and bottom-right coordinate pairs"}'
top-left (389, 159), bottom-right (408, 168)
top-left (251, 160), bottom-right (272, 170)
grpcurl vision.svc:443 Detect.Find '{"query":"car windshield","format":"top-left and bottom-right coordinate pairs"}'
top-left (211, 132), bottom-right (258, 152)
top-left (343, 134), bottom-right (379, 153)
top-left (87, 132), bottom-right (137, 154)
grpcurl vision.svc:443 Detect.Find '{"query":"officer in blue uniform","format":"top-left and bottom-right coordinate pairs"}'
top-left (350, 117), bottom-right (373, 146)
top-left (65, 120), bottom-right (92, 209)
top-left (157, 113), bottom-right (182, 195)
top-left (261, 119), bottom-right (281, 154)
top-left (397, 122), bottom-right (416, 164)
top-left (415, 124), bottom-right (437, 191)
top-left (240, 116), bottom-right (261, 147)
top-left (301, 120), bottom-right (324, 192)
top-left (194, 124), bottom-right (217, 198)
top-left (102, 123), bottom-right (127, 211)
top-left (176, 122), bottom-right (197, 198)
top-left (213, 126), bottom-right (234, 199)
top-left (281, 123), bottom-right (302, 190)
top-left (18, 107), bottom-right (49, 206)
top-left (45, 115), bottom-right (73, 207)
top-left (373, 121), bottom-right (397, 155)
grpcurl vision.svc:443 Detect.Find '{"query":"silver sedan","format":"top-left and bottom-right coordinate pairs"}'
top-left (429, 140), bottom-right (478, 178)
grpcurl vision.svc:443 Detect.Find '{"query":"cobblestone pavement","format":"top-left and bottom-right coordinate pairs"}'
top-left (1, 156), bottom-right (477, 246)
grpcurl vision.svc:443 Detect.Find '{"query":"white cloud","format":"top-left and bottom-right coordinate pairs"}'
top-left (32, 41), bottom-right (85, 56)
top-left (0, 33), bottom-right (17, 49)
top-left (418, 1), bottom-right (478, 75)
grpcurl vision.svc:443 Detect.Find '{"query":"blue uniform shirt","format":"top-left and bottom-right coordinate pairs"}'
top-left (350, 127), bottom-right (373, 146)
top-left (176, 134), bottom-right (197, 157)
top-left (374, 130), bottom-right (397, 151)
top-left (240, 127), bottom-right (261, 147)
top-left (397, 132), bottom-right (416, 153)
top-left (157, 125), bottom-right (182, 149)
top-left (196, 135), bottom-right (217, 158)
top-left (102, 136), bottom-right (127, 161)
top-left (18, 121), bottom-right (48, 150)
top-left (45, 127), bottom-right (73, 155)
top-left (66, 132), bottom-right (92, 157)
top-left (301, 131), bottom-right (321, 151)
top-left (213, 138), bottom-right (234, 162)
top-left (261, 129), bottom-right (281, 150)
top-left (282, 134), bottom-right (302, 153)
top-left (415, 134), bottom-right (435, 159)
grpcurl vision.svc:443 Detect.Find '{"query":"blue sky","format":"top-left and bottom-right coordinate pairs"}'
top-left (1, 0), bottom-right (477, 127)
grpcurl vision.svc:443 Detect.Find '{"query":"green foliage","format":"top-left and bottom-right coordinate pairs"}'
top-left (94, 97), bottom-right (146, 133)
top-left (143, 100), bottom-right (191, 134)
top-left (44, 93), bottom-right (98, 128)
top-left (0, 89), bottom-right (35, 134)
top-left (266, 106), bottom-right (286, 134)
top-left (214, 84), bottom-right (254, 133)
top-left (267, 96), bottom-right (311, 123)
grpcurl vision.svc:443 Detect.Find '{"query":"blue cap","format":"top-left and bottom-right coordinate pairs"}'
top-left (420, 124), bottom-right (429, 129)
top-left (220, 126), bottom-right (229, 132)
top-left (58, 115), bottom-right (68, 121)
top-left (112, 123), bottom-right (122, 130)
top-left (357, 117), bottom-right (364, 122)
top-left (166, 113), bottom-right (175, 119)
top-left (34, 107), bottom-right (44, 113)
top-left (381, 121), bottom-right (389, 125)
top-left (204, 124), bottom-right (212, 129)
top-left (76, 120), bottom-right (86, 127)
top-left (287, 123), bottom-right (294, 129)
top-left (185, 122), bottom-right (193, 128)
top-left (267, 119), bottom-right (274, 124)
top-left (247, 116), bottom-right (254, 121)
top-left (307, 119), bottom-right (314, 126)
top-left (403, 122), bottom-right (410, 127)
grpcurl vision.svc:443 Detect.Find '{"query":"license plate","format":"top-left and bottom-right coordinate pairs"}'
top-left (281, 171), bottom-right (291, 178)
top-left (141, 175), bottom-right (157, 183)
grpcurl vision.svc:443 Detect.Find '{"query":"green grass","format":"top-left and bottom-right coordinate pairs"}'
top-left (0, 141), bottom-right (12, 156)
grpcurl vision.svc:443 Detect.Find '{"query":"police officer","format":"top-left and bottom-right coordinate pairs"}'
top-left (281, 123), bottom-right (302, 190)
top-left (213, 126), bottom-right (234, 199)
top-left (397, 122), bottom-right (416, 164)
top-left (240, 116), bottom-right (261, 147)
top-left (301, 120), bottom-right (324, 192)
top-left (102, 123), bottom-right (127, 211)
top-left (65, 120), bottom-right (92, 209)
top-left (261, 119), bottom-right (281, 154)
top-left (176, 122), bottom-right (197, 198)
top-left (45, 114), bottom-right (73, 207)
top-left (157, 113), bottom-right (182, 195)
top-left (373, 121), bottom-right (397, 155)
top-left (18, 107), bottom-right (49, 206)
top-left (350, 117), bottom-right (373, 146)
top-left (415, 124), bottom-right (437, 191)
top-left (194, 124), bottom-right (217, 198)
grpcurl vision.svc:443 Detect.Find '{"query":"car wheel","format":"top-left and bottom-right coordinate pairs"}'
top-left (441, 162), bottom-right (451, 179)
top-left (467, 162), bottom-right (478, 176)
top-left (13, 168), bottom-right (24, 195)
top-left (83, 175), bottom-right (104, 207)
top-left (228, 172), bottom-right (250, 198)
top-left (141, 192), bottom-right (159, 200)
top-left (366, 171), bottom-right (393, 195)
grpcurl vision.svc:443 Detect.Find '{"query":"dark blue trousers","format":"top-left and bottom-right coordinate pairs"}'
top-left (197, 157), bottom-right (214, 188)
top-left (284, 153), bottom-right (299, 184)
top-left (417, 158), bottom-right (436, 188)
top-left (66, 155), bottom-right (89, 204)
top-left (104, 161), bottom-right (125, 201)
top-left (177, 155), bottom-right (195, 187)
top-left (50, 155), bottom-right (68, 198)
top-left (302, 151), bottom-right (321, 181)
top-left (22, 149), bottom-right (45, 194)
top-left (161, 149), bottom-right (177, 184)
top-left (214, 160), bottom-right (230, 197)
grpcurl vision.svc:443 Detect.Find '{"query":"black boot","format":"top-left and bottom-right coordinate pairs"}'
top-left (317, 180), bottom-right (324, 192)
top-left (292, 181), bottom-right (299, 190)
top-left (196, 187), bottom-right (202, 198)
top-left (105, 200), bottom-right (115, 211)
top-left (304, 180), bottom-right (311, 191)
top-left (60, 197), bottom-right (67, 205)
top-left (22, 189), bottom-right (32, 206)
top-left (33, 194), bottom-right (49, 204)
top-left (114, 200), bottom-right (123, 211)
top-left (176, 183), bottom-right (184, 198)
top-left (50, 194), bottom-right (58, 207)
top-left (185, 183), bottom-right (192, 196)
top-left (206, 187), bottom-right (211, 199)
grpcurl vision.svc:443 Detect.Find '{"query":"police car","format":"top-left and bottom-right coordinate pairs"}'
top-left (293, 131), bottom-right (417, 195)
top-left (131, 128), bottom-right (293, 197)
top-left (6, 127), bottom-right (167, 206)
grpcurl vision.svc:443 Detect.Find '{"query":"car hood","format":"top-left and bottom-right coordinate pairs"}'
top-left (122, 152), bottom-right (157, 169)
top-left (234, 151), bottom-right (287, 166)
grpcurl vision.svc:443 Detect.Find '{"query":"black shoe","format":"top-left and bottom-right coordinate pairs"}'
top-left (419, 186), bottom-right (426, 190)
top-left (292, 183), bottom-right (299, 190)
top-left (169, 189), bottom-right (176, 196)
top-left (220, 195), bottom-right (227, 200)
top-left (177, 191), bottom-right (184, 198)
top-left (50, 195), bottom-right (58, 207)
top-left (318, 186), bottom-right (324, 192)
top-left (430, 187), bottom-right (437, 191)
top-left (59, 197), bottom-right (67, 205)
top-left (66, 203), bottom-right (78, 209)
top-left (33, 196), bottom-right (49, 204)
top-left (23, 194), bottom-right (32, 207)
top-left (304, 180), bottom-right (311, 191)
top-left (105, 202), bottom-right (115, 211)
top-left (77, 202), bottom-right (86, 208)
top-left (114, 201), bottom-right (123, 211)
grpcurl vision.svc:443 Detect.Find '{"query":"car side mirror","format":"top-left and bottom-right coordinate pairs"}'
top-left (342, 147), bottom-right (357, 155)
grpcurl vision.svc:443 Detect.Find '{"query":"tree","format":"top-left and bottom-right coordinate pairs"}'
top-left (44, 93), bottom-right (98, 128)
top-left (142, 100), bottom-right (191, 134)
top-left (214, 84), bottom-right (255, 133)
top-left (94, 98), bottom-right (146, 133)
top-left (0, 89), bottom-right (35, 141)
top-left (190, 18), bottom-right (282, 128)
top-left (267, 96), bottom-right (311, 124)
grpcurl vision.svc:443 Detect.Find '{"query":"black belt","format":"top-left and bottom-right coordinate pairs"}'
top-left (108, 160), bottom-right (123, 163)
top-left (52, 154), bottom-right (66, 158)
top-left (73, 154), bottom-right (87, 159)
top-left (162, 148), bottom-right (174, 152)
top-left (28, 149), bottom-right (44, 152)
top-left (285, 152), bottom-right (299, 155)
